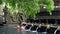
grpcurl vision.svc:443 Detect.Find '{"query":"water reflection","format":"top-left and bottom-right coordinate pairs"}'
top-left (20, 31), bottom-right (47, 34)
top-left (0, 25), bottom-right (59, 34)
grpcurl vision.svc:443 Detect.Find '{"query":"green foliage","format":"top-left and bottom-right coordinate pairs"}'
top-left (0, 0), bottom-right (54, 19)
top-left (0, 0), bottom-right (2, 4)
top-left (45, 0), bottom-right (54, 15)
top-left (39, 0), bottom-right (54, 15)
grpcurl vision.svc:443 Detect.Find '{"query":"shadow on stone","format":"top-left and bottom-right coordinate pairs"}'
top-left (37, 26), bottom-right (47, 32)
top-left (46, 27), bottom-right (57, 34)
top-left (30, 25), bottom-right (38, 31)
top-left (56, 30), bottom-right (60, 34)
top-left (25, 25), bottom-right (32, 30)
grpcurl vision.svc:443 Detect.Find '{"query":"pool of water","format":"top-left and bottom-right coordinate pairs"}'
top-left (0, 25), bottom-right (47, 34)
top-left (0, 24), bottom-right (59, 34)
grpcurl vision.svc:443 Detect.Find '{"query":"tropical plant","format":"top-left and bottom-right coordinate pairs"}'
top-left (0, 0), bottom-right (54, 22)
